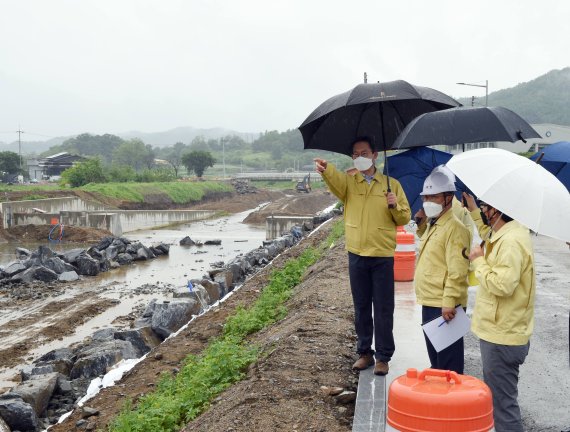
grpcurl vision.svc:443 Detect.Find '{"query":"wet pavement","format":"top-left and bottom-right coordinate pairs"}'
top-left (354, 234), bottom-right (570, 431)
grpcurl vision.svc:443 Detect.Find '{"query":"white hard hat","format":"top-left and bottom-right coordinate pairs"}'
top-left (420, 165), bottom-right (456, 195)
top-left (431, 164), bottom-right (456, 182)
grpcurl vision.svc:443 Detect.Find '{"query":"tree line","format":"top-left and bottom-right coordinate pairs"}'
top-left (0, 128), bottom-right (351, 186)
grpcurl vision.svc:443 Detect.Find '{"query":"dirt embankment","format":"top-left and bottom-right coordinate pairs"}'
top-left (50, 220), bottom-right (358, 432)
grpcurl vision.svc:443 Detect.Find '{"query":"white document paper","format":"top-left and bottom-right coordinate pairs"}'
top-left (421, 306), bottom-right (471, 353)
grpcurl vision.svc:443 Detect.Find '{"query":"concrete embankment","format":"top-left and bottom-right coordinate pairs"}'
top-left (1, 197), bottom-right (218, 236)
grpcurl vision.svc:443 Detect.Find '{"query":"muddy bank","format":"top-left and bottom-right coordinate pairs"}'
top-left (49, 217), bottom-right (356, 432)
top-left (243, 189), bottom-right (337, 225)
top-left (0, 225), bottom-right (112, 243)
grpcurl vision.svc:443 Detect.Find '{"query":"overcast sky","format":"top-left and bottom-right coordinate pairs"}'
top-left (0, 0), bottom-right (569, 141)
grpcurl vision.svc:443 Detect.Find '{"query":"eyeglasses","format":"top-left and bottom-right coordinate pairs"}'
top-left (421, 194), bottom-right (444, 202)
top-left (352, 151), bottom-right (373, 158)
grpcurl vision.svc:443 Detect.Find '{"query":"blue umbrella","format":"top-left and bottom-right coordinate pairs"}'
top-left (384, 147), bottom-right (469, 215)
top-left (530, 141), bottom-right (570, 192)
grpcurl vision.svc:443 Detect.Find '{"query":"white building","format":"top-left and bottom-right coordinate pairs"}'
top-left (444, 123), bottom-right (570, 154)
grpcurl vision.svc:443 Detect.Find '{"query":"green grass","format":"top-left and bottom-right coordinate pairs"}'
top-left (108, 220), bottom-right (344, 432)
top-left (80, 181), bottom-right (232, 204)
top-left (0, 184), bottom-right (62, 192)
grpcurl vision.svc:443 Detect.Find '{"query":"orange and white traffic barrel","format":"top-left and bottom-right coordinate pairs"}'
top-left (387, 368), bottom-right (494, 432)
top-left (394, 226), bottom-right (415, 282)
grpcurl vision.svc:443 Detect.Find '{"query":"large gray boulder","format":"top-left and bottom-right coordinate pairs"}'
top-left (149, 299), bottom-right (201, 339)
top-left (212, 269), bottom-right (233, 293)
top-left (59, 248), bottom-right (84, 264)
top-left (75, 254), bottom-right (100, 276)
top-left (111, 238), bottom-right (127, 254)
top-left (135, 246), bottom-right (154, 261)
top-left (173, 284), bottom-right (210, 307)
top-left (95, 236), bottom-right (114, 251)
top-left (0, 393), bottom-right (39, 432)
top-left (3, 261), bottom-right (26, 277)
top-left (15, 247), bottom-right (31, 260)
top-left (70, 339), bottom-right (138, 379)
top-left (11, 372), bottom-right (58, 417)
top-left (114, 327), bottom-right (162, 357)
top-left (12, 266), bottom-right (58, 283)
top-left (104, 245), bottom-right (119, 261)
top-left (36, 245), bottom-right (56, 263)
top-left (21, 349), bottom-right (75, 380)
top-left (58, 270), bottom-right (79, 282)
top-left (43, 257), bottom-right (72, 274)
top-left (116, 253), bottom-right (134, 265)
top-left (198, 279), bottom-right (222, 303)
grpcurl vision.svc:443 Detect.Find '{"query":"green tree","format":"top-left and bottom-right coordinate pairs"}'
top-left (112, 139), bottom-right (154, 171)
top-left (165, 142), bottom-right (187, 177)
top-left (106, 164), bottom-right (137, 182)
top-left (181, 150), bottom-right (216, 178)
top-left (44, 133), bottom-right (124, 163)
top-left (60, 158), bottom-right (107, 187)
top-left (0, 151), bottom-right (23, 174)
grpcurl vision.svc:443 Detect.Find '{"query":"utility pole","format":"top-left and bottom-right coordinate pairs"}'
top-left (16, 127), bottom-right (24, 170)
top-left (364, 72), bottom-right (368, 83)
top-left (221, 137), bottom-right (226, 179)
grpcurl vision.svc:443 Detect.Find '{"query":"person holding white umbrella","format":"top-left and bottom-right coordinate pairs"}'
top-left (447, 148), bottom-right (570, 432)
top-left (466, 200), bottom-right (534, 432)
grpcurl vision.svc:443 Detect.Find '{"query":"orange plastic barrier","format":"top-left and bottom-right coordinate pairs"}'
top-left (394, 226), bottom-right (415, 281)
top-left (387, 368), bottom-right (494, 432)
top-left (50, 217), bottom-right (59, 225)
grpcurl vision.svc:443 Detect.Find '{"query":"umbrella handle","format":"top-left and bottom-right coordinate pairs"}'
top-left (384, 149), bottom-right (395, 208)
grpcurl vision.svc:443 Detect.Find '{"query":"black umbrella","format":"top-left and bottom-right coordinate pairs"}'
top-left (392, 106), bottom-right (541, 150)
top-left (299, 80), bottom-right (461, 156)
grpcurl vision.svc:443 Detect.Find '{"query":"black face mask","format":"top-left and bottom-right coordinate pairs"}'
top-left (480, 211), bottom-right (489, 226)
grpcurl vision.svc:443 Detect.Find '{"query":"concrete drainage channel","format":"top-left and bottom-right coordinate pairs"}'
top-left (0, 209), bottom-right (336, 432)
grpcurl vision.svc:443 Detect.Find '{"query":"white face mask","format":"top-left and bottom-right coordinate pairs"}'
top-left (423, 201), bottom-right (443, 219)
top-left (353, 156), bottom-right (373, 172)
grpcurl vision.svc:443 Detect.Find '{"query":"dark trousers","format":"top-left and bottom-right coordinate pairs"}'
top-left (348, 253), bottom-right (395, 363)
top-left (480, 339), bottom-right (529, 432)
top-left (422, 305), bottom-right (465, 374)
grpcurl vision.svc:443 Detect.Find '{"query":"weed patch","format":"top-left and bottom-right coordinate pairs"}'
top-left (108, 220), bottom-right (343, 431)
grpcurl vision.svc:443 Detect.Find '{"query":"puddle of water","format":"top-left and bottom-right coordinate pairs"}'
top-left (0, 206), bottom-right (267, 389)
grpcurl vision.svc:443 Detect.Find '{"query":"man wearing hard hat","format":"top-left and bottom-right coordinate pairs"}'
top-left (413, 165), bottom-right (470, 374)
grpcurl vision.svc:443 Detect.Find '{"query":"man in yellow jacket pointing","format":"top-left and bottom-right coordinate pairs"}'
top-left (315, 137), bottom-right (410, 375)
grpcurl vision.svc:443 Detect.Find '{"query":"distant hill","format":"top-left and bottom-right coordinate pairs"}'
top-left (1, 126), bottom-right (260, 155)
top-left (118, 126), bottom-right (260, 147)
top-left (458, 67), bottom-right (570, 126)
top-left (0, 136), bottom-right (68, 156)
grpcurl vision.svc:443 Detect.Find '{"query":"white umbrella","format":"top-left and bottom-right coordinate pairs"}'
top-left (446, 148), bottom-right (570, 243)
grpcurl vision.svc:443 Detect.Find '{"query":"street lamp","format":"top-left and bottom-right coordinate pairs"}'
top-left (457, 80), bottom-right (488, 106)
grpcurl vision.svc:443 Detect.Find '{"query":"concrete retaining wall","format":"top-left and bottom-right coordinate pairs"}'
top-left (14, 212), bottom-right (123, 236)
top-left (1, 197), bottom-right (105, 229)
top-left (266, 215), bottom-right (313, 240)
top-left (5, 196), bottom-right (218, 236)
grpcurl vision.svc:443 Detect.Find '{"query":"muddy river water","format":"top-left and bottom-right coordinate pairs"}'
top-left (0, 206), bottom-right (268, 389)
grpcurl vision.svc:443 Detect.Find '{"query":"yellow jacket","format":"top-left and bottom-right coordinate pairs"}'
top-left (417, 197), bottom-right (474, 248)
top-left (415, 209), bottom-right (470, 308)
top-left (470, 208), bottom-right (491, 242)
top-left (322, 163), bottom-right (411, 257)
top-left (471, 221), bottom-right (535, 345)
